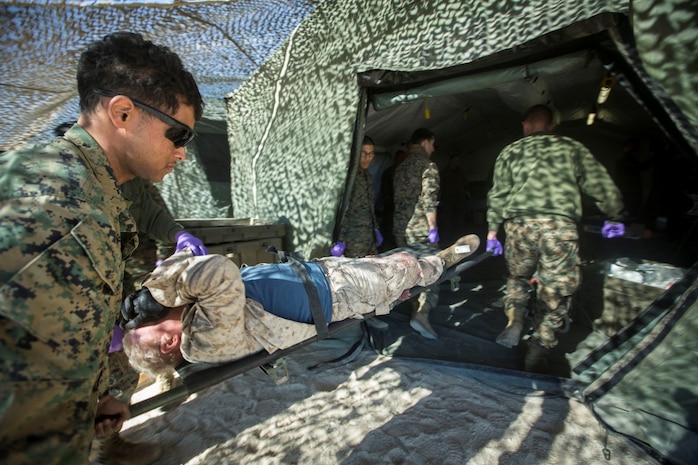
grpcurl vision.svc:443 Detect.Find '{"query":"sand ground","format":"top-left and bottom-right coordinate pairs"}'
top-left (122, 339), bottom-right (655, 465)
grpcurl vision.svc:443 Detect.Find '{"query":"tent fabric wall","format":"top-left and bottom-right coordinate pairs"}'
top-left (225, 0), bottom-right (629, 259)
top-left (604, 2), bottom-right (698, 156)
top-left (157, 135), bottom-right (229, 219)
top-left (158, 113), bottom-right (234, 219)
top-left (353, 7), bottom-right (698, 200)
top-left (632, 0), bottom-right (698, 132)
top-left (579, 264), bottom-right (698, 465)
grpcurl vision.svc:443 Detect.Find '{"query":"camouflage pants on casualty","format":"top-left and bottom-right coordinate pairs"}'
top-left (319, 251), bottom-right (444, 320)
top-left (394, 235), bottom-right (440, 315)
top-left (503, 218), bottom-right (580, 349)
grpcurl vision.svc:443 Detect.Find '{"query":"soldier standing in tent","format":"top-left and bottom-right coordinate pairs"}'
top-left (392, 128), bottom-right (441, 340)
top-left (331, 135), bottom-right (383, 257)
top-left (0, 32), bottom-right (204, 465)
top-left (486, 104), bottom-right (625, 373)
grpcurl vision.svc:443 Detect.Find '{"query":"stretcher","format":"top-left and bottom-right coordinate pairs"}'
top-left (129, 247), bottom-right (492, 418)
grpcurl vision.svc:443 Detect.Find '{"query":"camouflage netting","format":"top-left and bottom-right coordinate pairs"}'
top-left (0, 0), bottom-right (319, 217)
top-left (0, 0), bottom-right (318, 148)
top-left (1, 0), bottom-right (696, 250)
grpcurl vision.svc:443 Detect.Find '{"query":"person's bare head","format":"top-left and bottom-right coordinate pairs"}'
top-left (521, 104), bottom-right (555, 136)
top-left (409, 128), bottom-right (436, 156)
top-left (448, 153), bottom-right (461, 168)
top-left (122, 305), bottom-right (186, 377)
top-left (76, 32), bottom-right (205, 185)
top-left (360, 135), bottom-right (376, 170)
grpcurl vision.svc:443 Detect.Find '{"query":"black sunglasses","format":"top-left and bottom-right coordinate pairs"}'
top-left (94, 89), bottom-right (196, 148)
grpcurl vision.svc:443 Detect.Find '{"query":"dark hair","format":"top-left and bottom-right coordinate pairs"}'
top-left (77, 32), bottom-right (204, 120)
top-left (54, 121), bottom-right (76, 137)
top-left (523, 104), bottom-right (553, 125)
top-left (409, 128), bottom-right (435, 145)
top-left (363, 135), bottom-right (375, 146)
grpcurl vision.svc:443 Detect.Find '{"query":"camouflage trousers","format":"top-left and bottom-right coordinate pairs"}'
top-left (104, 236), bottom-right (166, 401)
top-left (503, 218), bottom-right (580, 349)
top-left (104, 350), bottom-right (139, 403)
top-left (318, 251), bottom-right (443, 319)
top-left (393, 235), bottom-right (440, 314)
top-left (343, 235), bottom-right (377, 259)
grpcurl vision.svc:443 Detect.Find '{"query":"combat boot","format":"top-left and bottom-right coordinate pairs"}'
top-left (437, 234), bottom-right (480, 269)
top-left (90, 433), bottom-right (163, 465)
top-left (496, 306), bottom-right (526, 348)
top-left (410, 306), bottom-right (438, 340)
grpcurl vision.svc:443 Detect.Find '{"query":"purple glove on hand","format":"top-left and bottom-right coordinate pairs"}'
top-left (375, 229), bottom-right (384, 247)
top-left (331, 241), bottom-right (346, 257)
top-left (601, 221), bottom-right (625, 239)
top-left (109, 325), bottom-right (124, 353)
top-left (175, 231), bottom-right (208, 256)
top-left (428, 228), bottom-right (440, 244)
top-left (486, 238), bottom-right (504, 256)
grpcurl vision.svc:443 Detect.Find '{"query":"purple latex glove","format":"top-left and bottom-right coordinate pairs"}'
top-left (175, 231), bottom-right (208, 256)
top-left (109, 325), bottom-right (124, 353)
top-left (375, 229), bottom-right (384, 247)
top-left (601, 221), bottom-right (625, 238)
top-left (331, 241), bottom-right (346, 257)
top-left (486, 238), bottom-right (504, 256)
top-left (428, 228), bottom-right (440, 244)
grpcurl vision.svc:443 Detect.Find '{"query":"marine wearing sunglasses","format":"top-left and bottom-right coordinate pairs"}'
top-left (94, 89), bottom-right (197, 148)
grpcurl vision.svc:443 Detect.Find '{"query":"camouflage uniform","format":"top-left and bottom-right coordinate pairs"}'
top-left (142, 250), bottom-right (444, 364)
top-left (120, 178), bottom-right (179, 295)
top-left (488, 132), bottom-right (623, 348)
top-left (104, 350), bottom-right (139, 403)
top-left (337, 169), bottom-right (378, 257)
top-left (0, 126), bottom-right (137, 465)
top-left (104, 178), bottom-right (180, 403)
top-left (392, 145), bottom-right (441, 317)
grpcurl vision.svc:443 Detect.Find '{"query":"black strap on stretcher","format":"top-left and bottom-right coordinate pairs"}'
top-left (129, 249), bottom-right (492, 418)
top-left (266, 246), bottom-right (329, 340)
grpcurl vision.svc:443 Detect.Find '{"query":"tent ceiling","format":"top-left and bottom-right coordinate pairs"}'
top-left (365, 47), bottom-right (663, 158)
top-left (1, 2), bottom-right (694, 160)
